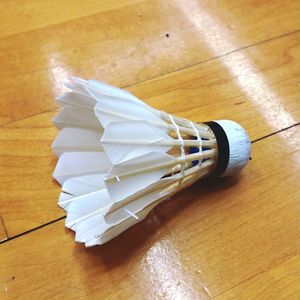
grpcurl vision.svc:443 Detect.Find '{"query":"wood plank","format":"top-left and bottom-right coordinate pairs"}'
top-left (215, 255), bottom-right (300, 299)
top-left (0, 111), bottom-right (60, 237)
top-left (0, 31), bottom-right (299, 237)
top-left (0, 0), bottom-right (142, 38)
top-left (131, 32), bottom-right (300, 133)
top-left (1, 0), bottom-right (299, 124)
top-left (0, 126), bottom-right (299, 299)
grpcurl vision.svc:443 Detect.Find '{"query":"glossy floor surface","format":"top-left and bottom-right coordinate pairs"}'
top-left (0, 0), bottom-right (299, 299)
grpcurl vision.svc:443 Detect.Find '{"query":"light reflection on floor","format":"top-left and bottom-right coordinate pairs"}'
top-left (173, 0), bottom-right (296, 130)
top-left (48, 54), bottom-right (72, 96)
top-left (137, 239), bottom-right (211, 300)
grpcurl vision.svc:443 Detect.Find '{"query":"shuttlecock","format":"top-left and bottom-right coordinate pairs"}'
top-left (52, 77), bottom-right (251, 247)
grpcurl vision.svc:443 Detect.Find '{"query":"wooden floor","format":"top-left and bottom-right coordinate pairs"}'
top-left (0, 0), bottom-right (299, 299)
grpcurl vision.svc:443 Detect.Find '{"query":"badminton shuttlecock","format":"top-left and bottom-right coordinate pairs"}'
top-left (52, 77), bottom-right (251, 247)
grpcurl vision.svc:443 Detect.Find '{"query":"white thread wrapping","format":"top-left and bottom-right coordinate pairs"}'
top-left (189, 121), bottom-right (203, 168)
top-left (168, 114), bottom-right (185, 186)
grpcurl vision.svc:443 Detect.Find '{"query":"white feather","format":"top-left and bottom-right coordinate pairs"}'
top-left (85, 202), bottom-right (158, 247)
top-left (52, 127), bottom-right (103, 157)
top-left (56, 91), bottom-right (96, 110)
top-left (64, 78), bottom-right (90, 96)
top-left (61, 174), bottom-right (107, 197)
top-left (74, 214), bottom-right (108, 243)
top-left (65, 189), bottom-right (112, 230)
top-left (85, 79), bottom-right (144, 104)
top-left (52, 106), bottom-right (102, 131)
top-left (58, 192), bottom-right (74, 209)
top-left (101, 121), bottom-right (172, 164)
top-left (105, 152), bottom-right (174, 202)
top-left (94, 95), bottom-right (166, 129)
top-left (53, 152), bottom-right (111, 184)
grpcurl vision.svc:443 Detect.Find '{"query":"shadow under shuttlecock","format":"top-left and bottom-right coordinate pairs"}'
top-left (75, 175), bottom-right (241, 269)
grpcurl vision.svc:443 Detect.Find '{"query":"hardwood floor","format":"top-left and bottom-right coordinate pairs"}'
top-left (0, 1), bottom-right (299, 299)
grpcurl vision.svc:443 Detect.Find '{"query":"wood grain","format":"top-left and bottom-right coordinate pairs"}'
top-left (0, 110), bottom-right (61, 237)
top-left (0, 0), bottom-right (143, 38)
top-left (1, 1), bottom-right (300, 298)
top-left (216, 255), bottom-right (300, 299)
top-left (0, 126), bottom-right (299, 299)
top-left (0, 0), bottom-right (299, 124)
top-left (1, 31), bottom-right (299, 238)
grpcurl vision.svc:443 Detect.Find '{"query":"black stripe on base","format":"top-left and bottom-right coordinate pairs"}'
top-left (205, 121), bottom-right (230, 176)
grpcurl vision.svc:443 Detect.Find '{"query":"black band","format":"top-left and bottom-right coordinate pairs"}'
top-left (205, 121), bottom-right (230, 176)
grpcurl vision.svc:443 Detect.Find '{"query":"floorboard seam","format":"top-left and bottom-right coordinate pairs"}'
top-left (1, 29), bottom-right (299, 128)
top-left (252, 122), bottom-right (300, 143)
top-left (212, 253), bottom-right (299, 298)
top-left (121, 28), bottom-right (300, 89)
top-left (0, 216), bottom-right (66, 245)
top-left (1, 123), bottom-right (299, 244)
